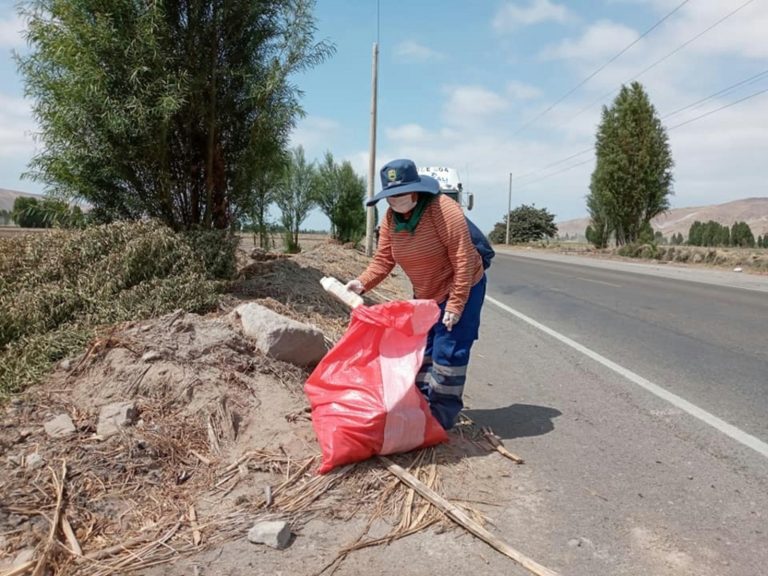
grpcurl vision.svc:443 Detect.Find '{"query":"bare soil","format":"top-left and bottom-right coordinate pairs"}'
top-left (0, 241), bottom-right (534, 576)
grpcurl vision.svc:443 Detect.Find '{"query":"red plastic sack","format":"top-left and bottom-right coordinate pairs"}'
top-left (305, 299), bottom-right (449, 474)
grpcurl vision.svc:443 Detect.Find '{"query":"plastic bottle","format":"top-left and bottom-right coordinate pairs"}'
top-left (320, 276), bottom-right (364, 309)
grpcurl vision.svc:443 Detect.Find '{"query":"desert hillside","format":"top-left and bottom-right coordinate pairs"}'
top-left (557, 197), bottom-right (768, 240)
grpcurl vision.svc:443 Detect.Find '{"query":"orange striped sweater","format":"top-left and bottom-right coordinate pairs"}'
top-left (358, 194), bottom-right (484, 316)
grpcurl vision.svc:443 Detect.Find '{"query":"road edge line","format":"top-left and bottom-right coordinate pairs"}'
top-left (486, 295), bottom-right (768, 460)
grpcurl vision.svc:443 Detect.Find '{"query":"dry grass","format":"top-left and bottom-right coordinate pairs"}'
top-left (0, 221), bottom-right (236, 397)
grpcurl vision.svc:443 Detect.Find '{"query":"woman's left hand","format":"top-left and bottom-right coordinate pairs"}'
top-left (443, 311), bottom-right (460, 331)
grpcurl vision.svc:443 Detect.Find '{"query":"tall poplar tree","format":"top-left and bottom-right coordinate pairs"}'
top-left (587, 82), bottom-right (674, 246)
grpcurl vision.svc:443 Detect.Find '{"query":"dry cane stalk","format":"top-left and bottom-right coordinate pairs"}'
top-left (379, 456), bottom-right (559, 576)
top-left (32, 460), bottom-right (67, 576)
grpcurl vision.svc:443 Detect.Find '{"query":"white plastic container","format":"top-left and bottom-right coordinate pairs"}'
top-left (320, 276), bottom-right (364, 309)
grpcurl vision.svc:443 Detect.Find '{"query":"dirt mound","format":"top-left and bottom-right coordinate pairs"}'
top-left (1, 241), bottom-right (523, 576)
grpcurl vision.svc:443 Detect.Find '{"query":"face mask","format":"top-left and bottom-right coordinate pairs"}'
top-left (387, 195), bottom-right (417, 213)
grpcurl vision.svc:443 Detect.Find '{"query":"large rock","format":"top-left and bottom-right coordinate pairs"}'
top-left (97, 401), bottom-right (138, 438)
top-left (233, 303), bottom-right (327, 366)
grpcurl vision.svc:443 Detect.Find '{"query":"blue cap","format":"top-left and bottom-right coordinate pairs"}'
top-left (365, 159), bottom-right (440, 207)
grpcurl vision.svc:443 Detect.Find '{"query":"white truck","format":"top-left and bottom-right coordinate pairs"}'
top-left (417, 166), bottom-right (474, 211)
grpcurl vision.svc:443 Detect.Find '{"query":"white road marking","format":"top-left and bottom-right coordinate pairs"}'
top-left (486, 295), bottom-right (768, 460)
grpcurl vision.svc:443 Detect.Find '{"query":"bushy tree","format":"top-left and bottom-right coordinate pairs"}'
top-left (12, 196), bottom-right (85, 228)
top-left (687, 220), bottom-right (745, 247)
top-left (17, 0), bottom-right (333, 230)
top-left (638, 221), bottom-right (655, 244)
top-left (585, 190), bottom-right (610, 248)
top-left (489, 204), bottom-right (557, 244)
top-left (731, 221), bottom-right (755, 248)
top-left (274, 146), bottom-right (317, 252)
top-left (314, 152), bottom-right (366, 244)
top-left (586, 82), bottom-right (674, 246)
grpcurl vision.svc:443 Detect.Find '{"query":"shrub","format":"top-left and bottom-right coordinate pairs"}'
top-left (0, 221), bottom-right (228, 396)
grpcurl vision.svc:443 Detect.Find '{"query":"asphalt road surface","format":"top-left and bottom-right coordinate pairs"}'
top-left (465, 250), bottom-right (768, 576)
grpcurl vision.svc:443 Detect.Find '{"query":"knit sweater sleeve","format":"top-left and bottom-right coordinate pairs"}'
top-left (433, 195), bottom-right (479, 316)
top-left (357, 211), bottom-right (396, 291)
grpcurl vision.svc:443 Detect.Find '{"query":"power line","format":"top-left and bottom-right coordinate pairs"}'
top-left (515, 158), bottom-right (595, 191)
top-left (512, 0), bottom-right (691, 136)
top-left (516, 68), bottom-right (768, 186)
top-left (668, 85), bottom-right (768, 130)
top-left (662, 68), bottom-right (768, 120)
top-left (515, 147), bottom-right (593, 183)
top-left (556, 0), bottom-right (758, 130)
top-left (514, 84), bottom-right (768, 191)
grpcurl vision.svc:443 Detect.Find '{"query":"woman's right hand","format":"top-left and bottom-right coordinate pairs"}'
top-left (345, 279), bottom-right (364, 294)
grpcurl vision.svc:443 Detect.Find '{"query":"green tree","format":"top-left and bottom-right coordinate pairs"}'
top-left (731, 221), bottom-right (755, 248)
top-left (758, 235), bottom-right (764, 248)
top-left (587, 82), bottom-right (674, 245)
top-left (314, 152), bottom-right (343, 239)
top-left (585, 189), bottom-right (611, 248)
top-left (17, 0), bottom-right (333, 230)
top-left (688, 221), bottom-right (702, 246)
top-left (331, 162), bottom-right (366, 244)
top-left (11, 196), bottom-right (86, 228)
top-left (12, 197), bottom-right (46, 228)
top-left (488, 204), bottom-right (557, 244)
top-left (274, 146), bottom-right (317, 252)
top-left (314, 152), bottom-right (366, 244)
top-left (638, 221), bottom-right (655, 244)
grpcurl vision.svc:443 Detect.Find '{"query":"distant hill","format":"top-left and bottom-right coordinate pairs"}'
top-left (557, 197), bottom-right (768, 240)
top-left (0, 188), bottom-right (42, 213)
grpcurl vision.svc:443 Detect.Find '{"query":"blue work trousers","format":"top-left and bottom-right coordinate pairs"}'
top-left (416, 274), bottom-right (486, 429)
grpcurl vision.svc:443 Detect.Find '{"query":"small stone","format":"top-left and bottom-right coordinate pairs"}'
top-left (97, 402), bottom-right (138, 438)
top-left (8, 454), bottom-right (23, 466)
top-left (733, 267), bottom-right (743, 273)
top-left (44, 414), bottom-right (76, 438)
top-left (141, 350), bottom-right (163, 362)
top-left (26, 453), bottom-right (44, 470)
top-left (60, 358), bottom-right (72, 371)
top-left (247, 520), bottom-right (291, 550)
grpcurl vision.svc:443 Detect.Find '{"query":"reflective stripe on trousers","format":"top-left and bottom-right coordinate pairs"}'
top-left (416, 274), bottom-right (486, 430)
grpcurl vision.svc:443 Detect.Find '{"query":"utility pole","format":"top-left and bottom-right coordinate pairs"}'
top-left (365, 41), bottom-right (379, 257)
top-left (505, 172), bottom-right (512, 245)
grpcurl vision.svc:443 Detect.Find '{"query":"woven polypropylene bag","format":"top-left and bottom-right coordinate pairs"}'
top-left (305, 299), bottom-right (448, 474)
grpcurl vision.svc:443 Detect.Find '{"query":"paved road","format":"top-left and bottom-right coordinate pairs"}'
top-left (466, 252), bottom-right (768, 576)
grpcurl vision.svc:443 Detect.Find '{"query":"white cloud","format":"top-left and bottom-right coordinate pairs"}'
top-left (384, 123), bottom-right (430, 143)
top-left (506, 81), bottom-right (542, 100)
top-left (394, 40), bottom-right (444, 62)
top-left (541, 20), bottom-right (639, 61)
top-left (442, 85), bottom-right (508, 126)
top-left (0, 14), bottom-right (25, 48)
top-left (493, 0), bottom-right (570, 31)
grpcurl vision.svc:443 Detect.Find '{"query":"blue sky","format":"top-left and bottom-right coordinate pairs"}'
top-left (2, 0), bottom-right (767, 233)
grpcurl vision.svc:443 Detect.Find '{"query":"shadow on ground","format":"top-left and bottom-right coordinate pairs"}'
top-left (464, 403), bottom-right (562, 440)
